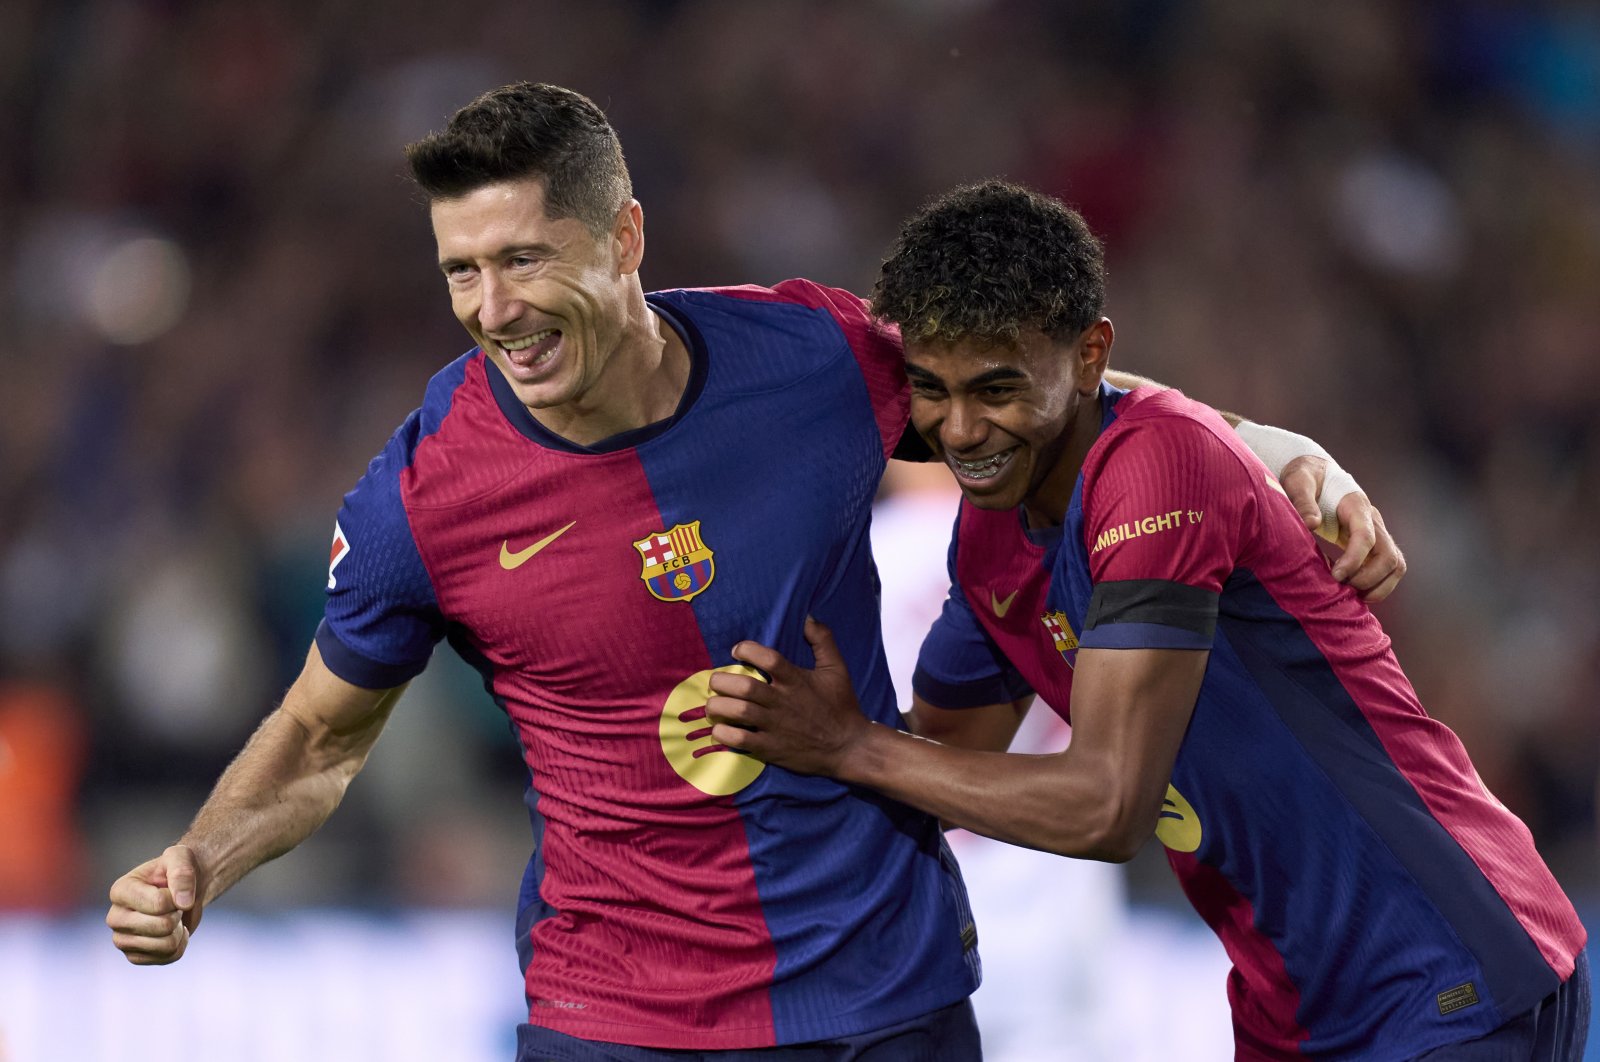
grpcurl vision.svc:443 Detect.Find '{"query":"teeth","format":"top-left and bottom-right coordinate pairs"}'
top-left (952, 451), bottom-right (1010, 480)
top-left (500, 328), bottom-right (556, 352)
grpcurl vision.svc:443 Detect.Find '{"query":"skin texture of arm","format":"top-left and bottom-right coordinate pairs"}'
top-left (1102, 369), bottom-right (1240, 426)
top-left (105, 644), bottom-right (406, 965)
top-left (708, 619), bottom-right (1207, 861)
top-left (909, 695), bottom-right (1033, 749)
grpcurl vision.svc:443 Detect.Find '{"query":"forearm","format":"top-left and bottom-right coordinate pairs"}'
top-left (1103, 369), bottom-right (1240, 425)
top-left (908, 695), bottom-right (1032, 751)
top-left (836, 724), bottom-right (1150, 861)
top-left (178, 698), bottom-right (390, 905)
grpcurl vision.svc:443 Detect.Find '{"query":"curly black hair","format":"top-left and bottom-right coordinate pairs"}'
top-left (405, 82), bottom-right (632, 237)
top-left (872, 180), bottom-right (1106, 346)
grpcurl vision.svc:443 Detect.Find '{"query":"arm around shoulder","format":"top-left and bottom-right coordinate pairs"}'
top-left (834, 647), bottom-right (1205, 862)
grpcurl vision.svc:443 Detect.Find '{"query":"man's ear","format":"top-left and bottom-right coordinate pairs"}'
top-left (614, 200), bottom-right (645, 275)
top-left (1077, 317), bottom-right (1114, 393)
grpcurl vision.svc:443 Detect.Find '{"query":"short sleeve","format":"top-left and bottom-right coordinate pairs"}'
top-left (1079, 414), bottom-right (1256, 651)
top-left (910, 517), bottom-right (1034, 708)
top-left (770, 278), bottom-right (909, 460)
top-left (315, 415), bottom-right (444, 688)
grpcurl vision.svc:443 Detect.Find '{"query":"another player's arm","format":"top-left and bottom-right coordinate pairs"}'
top-left (905, 696), bottom-right (1034, 831)
top-left (908, 694), bottom-right (1034, 751)
top-left (106, 644), bottom-right (405, 965)
top-left (899, 382), bottom-right (1407, 601)
top-left (1104, 369), bottom-right (1237, 423)
top-left (709, 620), bottom-right (1202, 861)
top-left (1097, 370), bottom-right (1402, 598)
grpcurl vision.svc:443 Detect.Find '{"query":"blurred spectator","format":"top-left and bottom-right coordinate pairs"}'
top-left (0, 684), bottom-right (87, 910)
top-left (0, 0), bottom-right (1595, 914)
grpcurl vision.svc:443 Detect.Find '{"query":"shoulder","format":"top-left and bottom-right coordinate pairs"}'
top-left (652, 281), bottom-right (899, 359)
top-left (1086, 387), bottom-right (1255, 486)
top-left (379, 348), bottom-right (483, 470)
top-left (657, 278), bottom-right (870, 317)
top-left (358, 349), bottom-right (531, 511)
top-left (651, 283), bottom-right (909, 454)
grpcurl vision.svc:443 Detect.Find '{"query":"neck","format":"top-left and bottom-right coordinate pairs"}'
top-left (1021, 389), bottom-right (1103, 528)
top-left (529, 289), bottom-right (689, 446)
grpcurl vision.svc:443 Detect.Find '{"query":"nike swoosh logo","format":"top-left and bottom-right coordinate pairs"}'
top-left (500, 521), bottom-right (577, 570)
top-left (990, 590), bottom-right (1019, 617)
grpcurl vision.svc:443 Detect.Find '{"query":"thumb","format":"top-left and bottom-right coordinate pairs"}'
top-left (1279, 460), bottom-right (1324, 531)
top-left (803, 617), bottom-right (842, 670)
top-left (165, 844), bottom-right (199, 911)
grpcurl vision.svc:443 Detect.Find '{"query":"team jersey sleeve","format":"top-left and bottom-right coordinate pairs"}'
top-left (315, 414), bottom-right (445, 689)
top-left (910, 517), bottom-right (1035, 709)
top-left (770, 278), bottom-right (910, 460)
top-left (1079, 413), bottom-right (1257, 651)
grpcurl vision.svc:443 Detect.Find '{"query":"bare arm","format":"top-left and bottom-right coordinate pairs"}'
top-left (709, 619), bottom-right (1205, 861)
top-left (106, 644), bottom-right (406, 964)
top-left (908, 694), bottom-right (1033, 752)
top-left (1102, 370), bottom-right (1241, 427)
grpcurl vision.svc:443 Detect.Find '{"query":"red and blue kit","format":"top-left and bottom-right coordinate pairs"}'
top-left (915, 385), bottom-right (1586, 1059)
top-left (318, 281), bottom-right (979, 1049)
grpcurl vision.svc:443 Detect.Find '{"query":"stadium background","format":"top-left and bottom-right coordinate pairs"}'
top-left (1, 0), bottom-right (1596, 1058)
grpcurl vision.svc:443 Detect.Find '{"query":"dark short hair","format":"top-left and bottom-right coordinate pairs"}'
top-left (872, 180), bottom-right (1106, 346)
top-left (405, 82), bottom-right (632, 236)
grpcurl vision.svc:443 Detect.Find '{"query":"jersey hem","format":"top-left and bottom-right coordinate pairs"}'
top-left (523, 979), bottom-right (978, 1050)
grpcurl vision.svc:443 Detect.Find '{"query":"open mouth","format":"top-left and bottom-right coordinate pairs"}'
top-left (948, 448), bottom-right (1016, 482)
top-left (497, 328), bottom-right (561, 369)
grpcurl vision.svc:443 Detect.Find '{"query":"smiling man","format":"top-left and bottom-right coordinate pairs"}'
top-left (107, 87), bottom-right (1406, 1060)
top-left (708, 181), bottom-right (1590, 1060)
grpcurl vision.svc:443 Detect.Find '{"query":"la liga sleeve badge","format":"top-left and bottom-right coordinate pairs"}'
top-left (328, 521), bottom-right (350, 590)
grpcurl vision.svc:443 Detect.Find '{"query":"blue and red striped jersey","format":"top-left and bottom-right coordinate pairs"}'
top-left (915, 384), bottom-right (1585, 1059)
top-left (317, 280), bottom-right (979, 1048)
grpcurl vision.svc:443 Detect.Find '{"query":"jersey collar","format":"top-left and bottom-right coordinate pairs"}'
top-left (484, 294), bottom-right (709, 454)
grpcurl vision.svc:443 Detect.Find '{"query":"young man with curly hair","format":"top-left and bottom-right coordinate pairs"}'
top-left (709, 181), bottom-right (1590, 1060)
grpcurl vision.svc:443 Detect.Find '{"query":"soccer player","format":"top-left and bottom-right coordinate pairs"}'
top-left (105, 87), bottom-right (1401, 1058)
top-left (707, 181), bottom-right (1590, 1060)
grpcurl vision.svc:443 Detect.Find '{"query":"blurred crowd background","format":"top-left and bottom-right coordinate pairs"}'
top-left (1, 0), bottom-right (1597, 947)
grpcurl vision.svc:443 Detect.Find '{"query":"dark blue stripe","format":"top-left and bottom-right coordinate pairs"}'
top-left (313, 619), bottom-right (429, 688)
top-left (485, 296), bottom-right (708, 453)
top-left (1220, 571), bottom-right (1559, 1017)
top-left (911, 664), bottom-right (1034, 709)
top-left (1079, 621), bottom-right (1212, 650)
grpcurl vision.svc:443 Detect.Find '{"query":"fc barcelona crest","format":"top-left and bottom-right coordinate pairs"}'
top-left (633, 520), bottom-right (716, 602)
top-left (1041, 610), bottom-right (1079, 669)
